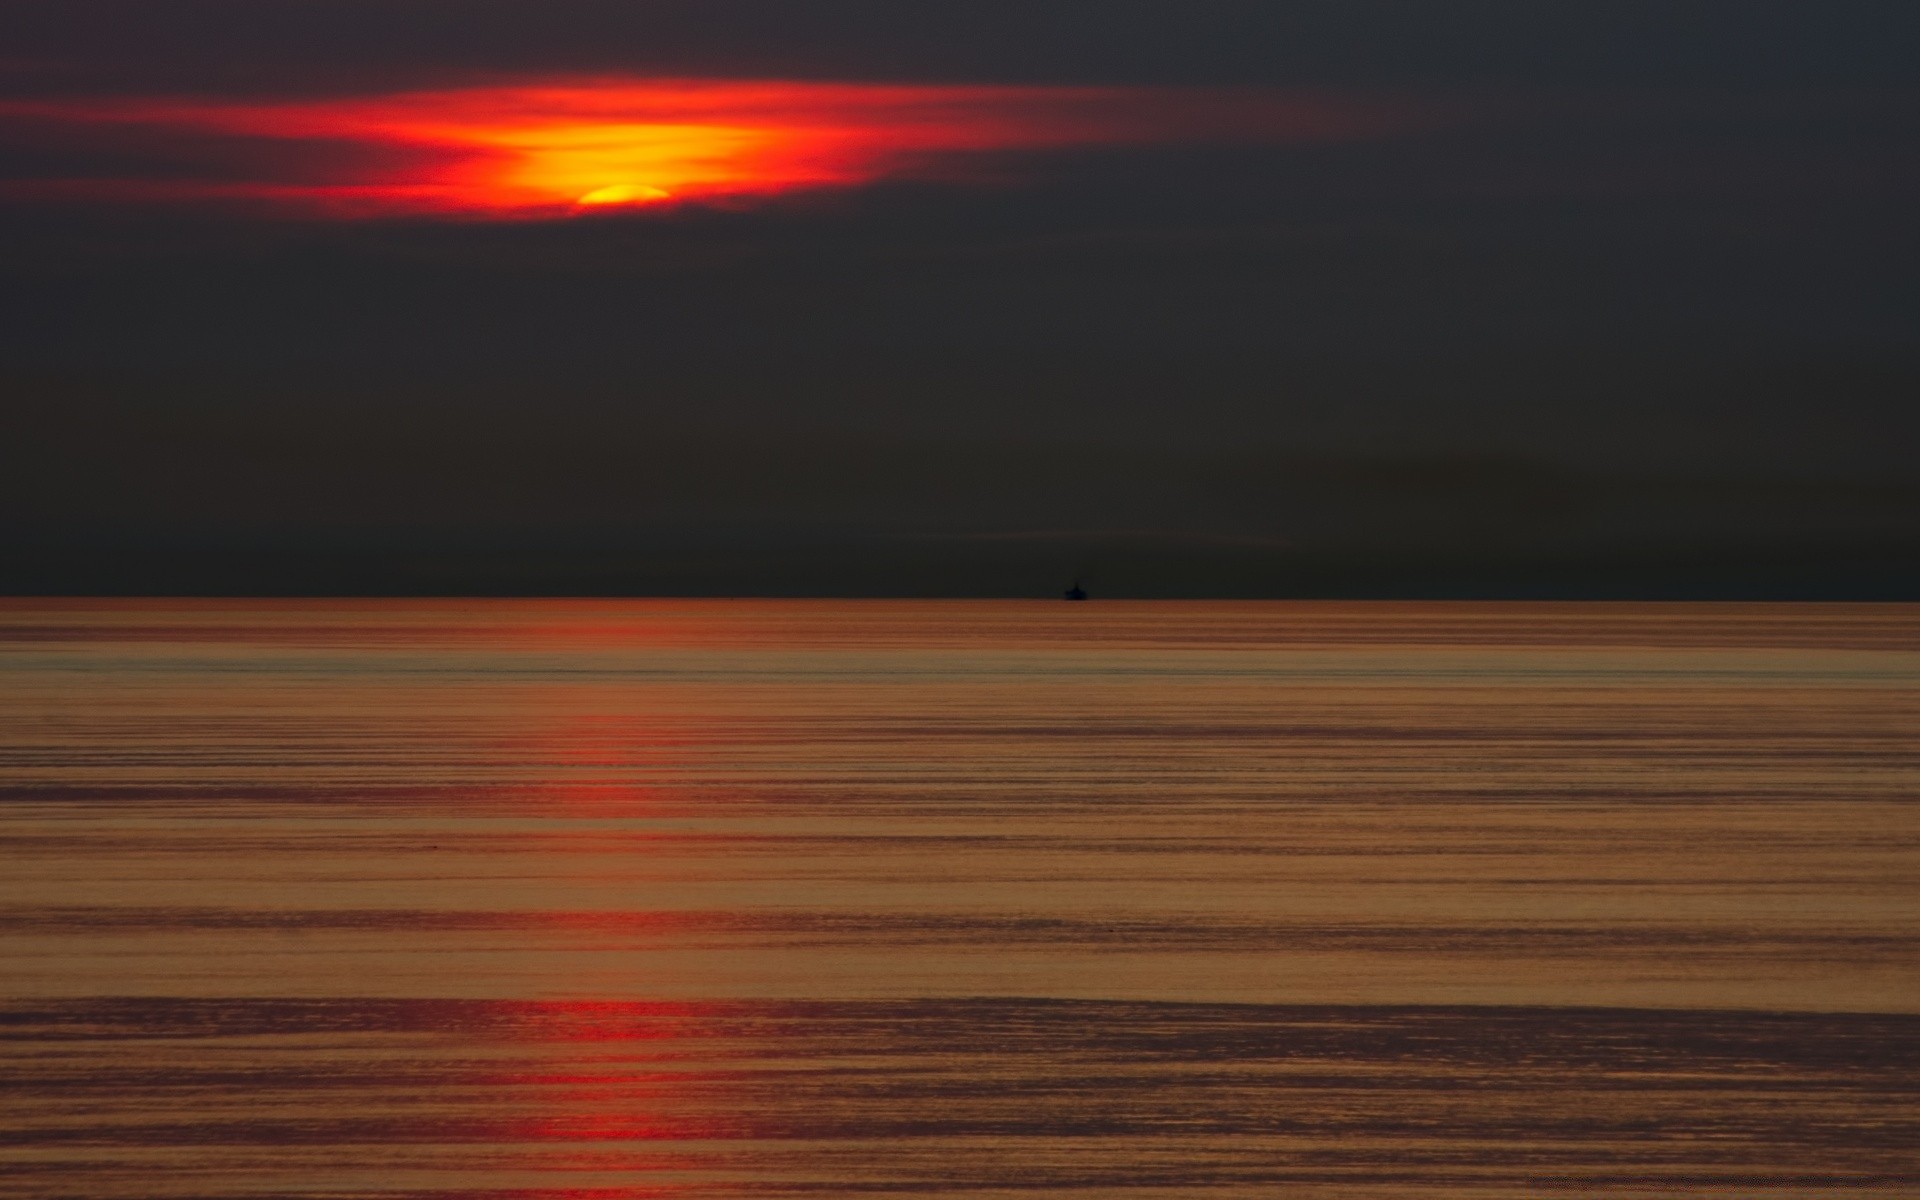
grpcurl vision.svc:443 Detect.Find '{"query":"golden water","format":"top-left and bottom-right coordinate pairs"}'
top-left (2, 600), bottom-right (1915, 1196)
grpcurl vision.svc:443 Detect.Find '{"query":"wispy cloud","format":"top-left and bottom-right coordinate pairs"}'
top-left (0, 78), bottom-right (1433, 218)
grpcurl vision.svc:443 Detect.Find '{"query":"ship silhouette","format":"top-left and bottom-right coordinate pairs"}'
top-left (1064, 581), bottom-right (1088, 601)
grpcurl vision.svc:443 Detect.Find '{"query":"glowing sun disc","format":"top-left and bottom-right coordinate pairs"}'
top-left (576, 183), bottom-right (673, 206)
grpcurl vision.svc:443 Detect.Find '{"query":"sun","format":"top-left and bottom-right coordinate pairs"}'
top-left (574, 183), bottom-right (673, 207)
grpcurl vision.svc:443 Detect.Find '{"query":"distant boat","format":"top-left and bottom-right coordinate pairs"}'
top-left (1064, 582), bottom-right (1088, 601)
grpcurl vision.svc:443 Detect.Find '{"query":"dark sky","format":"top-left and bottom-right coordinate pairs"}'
top-left (3, 1), bottom-right (1917, 596)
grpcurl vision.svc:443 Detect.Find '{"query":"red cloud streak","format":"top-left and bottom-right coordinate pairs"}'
top-left (0, 78), bottom-right (1429, 218)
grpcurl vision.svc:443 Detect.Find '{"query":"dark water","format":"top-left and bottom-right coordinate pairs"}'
top-left (1, 600), bottom-right (1915, 1196)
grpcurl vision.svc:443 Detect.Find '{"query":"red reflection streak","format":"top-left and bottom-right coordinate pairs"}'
top-left (495, 693), bottom-right (718, 820)
top-left (0, 78), bottom-right (1429, 217)
top-left (469, 1002), bottom-right (746, 1152)
top-left (477, 603), bottom-right (754, 817)
top-left (484, 664), bottom-right (753, 1151)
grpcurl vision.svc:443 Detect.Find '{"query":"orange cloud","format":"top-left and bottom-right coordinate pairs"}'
top-left (0, 79), bottom-right (1428, 218)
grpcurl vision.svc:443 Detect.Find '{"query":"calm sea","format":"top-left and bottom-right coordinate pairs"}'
top-left (1, 599), bottom-right (1915, 1197)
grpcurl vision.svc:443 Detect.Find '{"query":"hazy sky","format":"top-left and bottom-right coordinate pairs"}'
top-left (3, 1), bottom-right (1916, 595)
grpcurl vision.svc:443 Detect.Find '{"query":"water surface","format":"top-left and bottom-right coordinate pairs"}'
top-left (2, 600), bottom-right (1915, 1195)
